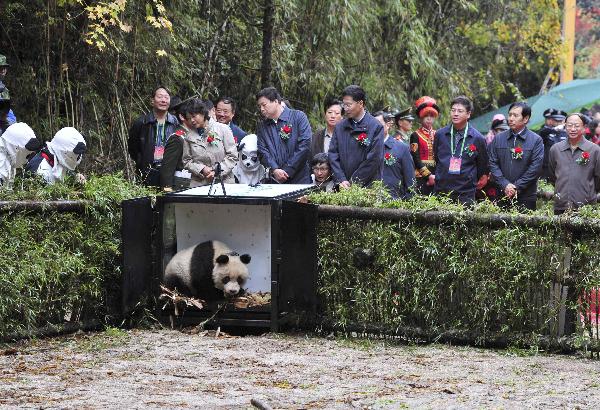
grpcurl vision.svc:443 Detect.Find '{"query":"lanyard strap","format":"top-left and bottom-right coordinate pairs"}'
top-left (156, 122), bottom-right (166, 145)
top-left (450, 122), bottom-right (469, 157)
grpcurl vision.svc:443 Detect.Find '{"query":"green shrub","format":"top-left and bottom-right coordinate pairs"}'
top-left (310, 184), bottom-right (600, 349)
top-left (0, 174), bottom-right (153, 338)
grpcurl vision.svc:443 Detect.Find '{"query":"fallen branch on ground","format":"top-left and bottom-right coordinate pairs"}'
top-left (251, 398), bottom-right (273, 410)
top-left (159, 285), bottom-right (206, 316)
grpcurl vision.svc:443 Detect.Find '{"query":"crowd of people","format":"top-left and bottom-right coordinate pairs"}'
top-left (3, 45), bottom-right (600, 215)
top-left (0, 54), bottom-right (87, 186)
top-left (127, 83), bottom-right (600, 215)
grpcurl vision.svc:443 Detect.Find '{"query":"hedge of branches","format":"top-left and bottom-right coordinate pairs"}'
top-left (3, 177), bottom-right (600, 353)
top-left (0, 175), bottom-right (153, 339)
top-left (309, 183), bottom-right (600, 352)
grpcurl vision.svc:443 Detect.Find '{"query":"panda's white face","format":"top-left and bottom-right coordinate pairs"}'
top-left (218, 273), bottom-right (246, 296)
top-left (212, 254), bottom-right (251, 297)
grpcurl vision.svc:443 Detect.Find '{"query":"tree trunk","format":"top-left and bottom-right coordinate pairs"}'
top-left (260, 0), bottom-right (275, 89)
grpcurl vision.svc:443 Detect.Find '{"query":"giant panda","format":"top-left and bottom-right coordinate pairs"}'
top-left (163, 240), bottom-right (251, 300)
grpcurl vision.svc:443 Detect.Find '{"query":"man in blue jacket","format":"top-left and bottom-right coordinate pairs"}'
top-left (328, 85), bottom-right (384, 188)
top-left (433, 96), bottom-right (489, 204)
top-left (256, 87), bottom-right (311, 184)
top-left (488, 101), bottom-right (544, 210)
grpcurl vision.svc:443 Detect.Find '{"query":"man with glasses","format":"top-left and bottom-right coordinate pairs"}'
top-left (487, 101), bottom-right (544, 210)
top-left (215, 96), bottom-right (247, 143)
top-left (433, 95), bottom-right (489, 204)
top-left (328, 85), bottom-right (384, 189)
top-left (309, 152), bottom-right (336, 192)
top-left (549, 113), bottom-right (600, 214)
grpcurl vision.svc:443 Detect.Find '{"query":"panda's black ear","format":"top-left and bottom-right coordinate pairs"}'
top-left (240, 254), bottom-right (251, 264)
top-left (216, 254), bottom-right (229, 264)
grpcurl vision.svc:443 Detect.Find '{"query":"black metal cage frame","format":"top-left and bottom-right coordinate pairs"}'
top-left (121, 189), bottom-right (318, 331)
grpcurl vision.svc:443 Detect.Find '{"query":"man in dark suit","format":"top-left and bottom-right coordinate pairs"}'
top-left (488, 102), bottom-right (544, 210)
top-left (328, 85), bottom-right (384, 188)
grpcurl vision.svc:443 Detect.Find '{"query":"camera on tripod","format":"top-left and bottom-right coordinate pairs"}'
top-left (208, 162), bottom-right (227, 196)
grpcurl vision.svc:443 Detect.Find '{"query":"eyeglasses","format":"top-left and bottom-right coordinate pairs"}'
top-left (312, 166), bottom-right (330, 172)
top-left (342, 101), bottom-right (362, 108)
top-left (565, 123), bottom-right (583, 129)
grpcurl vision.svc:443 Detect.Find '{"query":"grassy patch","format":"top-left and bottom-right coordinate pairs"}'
top-left (310, 184), bottom-right (600, 352)
top-left (0, 174), bottom-right (153, 338)
top-left (74, 328), bottom-right (130, 353)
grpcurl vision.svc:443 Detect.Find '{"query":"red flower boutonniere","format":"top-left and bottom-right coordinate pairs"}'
top-left (384, 152), bottom-right (396, 166)
top-left (280, 124), bottom-right (292, 140)
top-left (175, 129), bottom-right (186, 137)
top-left (356, 132), bottom-right (369, 146)
top-left (206, 131), bottom-right (219, 146)
top-left (576, 151), bottom-right (590, 165)
top-left (511, 146), bottom-right (523, 160)
top-left (466, 143), bottom-right (477, 157)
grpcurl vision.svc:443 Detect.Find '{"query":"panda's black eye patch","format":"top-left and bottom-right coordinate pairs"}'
top-left (251, 156), bottom-right (258, 162)
top-left (222, 276), bottom-right (230, 284)
top-left (237, 277), bottom-right (245, 285)
top-left (242, 154), bottom-right (248, 160)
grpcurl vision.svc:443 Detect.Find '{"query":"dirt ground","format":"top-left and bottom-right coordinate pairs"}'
top-left (1, 328), bottom-right (599, 409)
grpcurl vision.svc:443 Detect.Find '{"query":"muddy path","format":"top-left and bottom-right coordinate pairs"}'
top-left (1, 328), bottom-right (599, 409)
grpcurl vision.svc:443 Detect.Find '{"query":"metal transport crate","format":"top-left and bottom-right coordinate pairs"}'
top-left (122, 184), bottom-right (318, 331)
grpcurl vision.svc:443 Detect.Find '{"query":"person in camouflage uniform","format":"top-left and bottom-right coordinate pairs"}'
top-left (0, 54), bottom-right (16, 134)
top-left (0, 55), bottom-right (9, 93)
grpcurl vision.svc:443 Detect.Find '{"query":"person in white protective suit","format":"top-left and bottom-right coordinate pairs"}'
top-left (0, 122), bottom-right (42, 186)
top-left (26, 127), bottom-right (87, 184)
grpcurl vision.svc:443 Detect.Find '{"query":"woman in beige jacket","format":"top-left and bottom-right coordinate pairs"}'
top-left (182, 99), bottom-right (238, 187)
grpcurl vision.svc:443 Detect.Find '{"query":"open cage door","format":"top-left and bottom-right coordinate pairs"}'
top-left (121, 196), bottom-right (154, 315)
top-left (276, 200), bottom-right (318, 322)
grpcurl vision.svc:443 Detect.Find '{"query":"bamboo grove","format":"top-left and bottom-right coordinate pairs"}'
top-left (1, 0), bottom-right (565, 177)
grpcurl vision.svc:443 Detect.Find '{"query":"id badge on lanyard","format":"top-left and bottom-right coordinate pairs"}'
top-left (449, 123), bottom-right (469, 175)
top-left (154, 122), bottom-right (166, 162)
top-left (154, 146), bottom-right (165, 161)
top-left (449, 156), bottom-right (462, 174)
